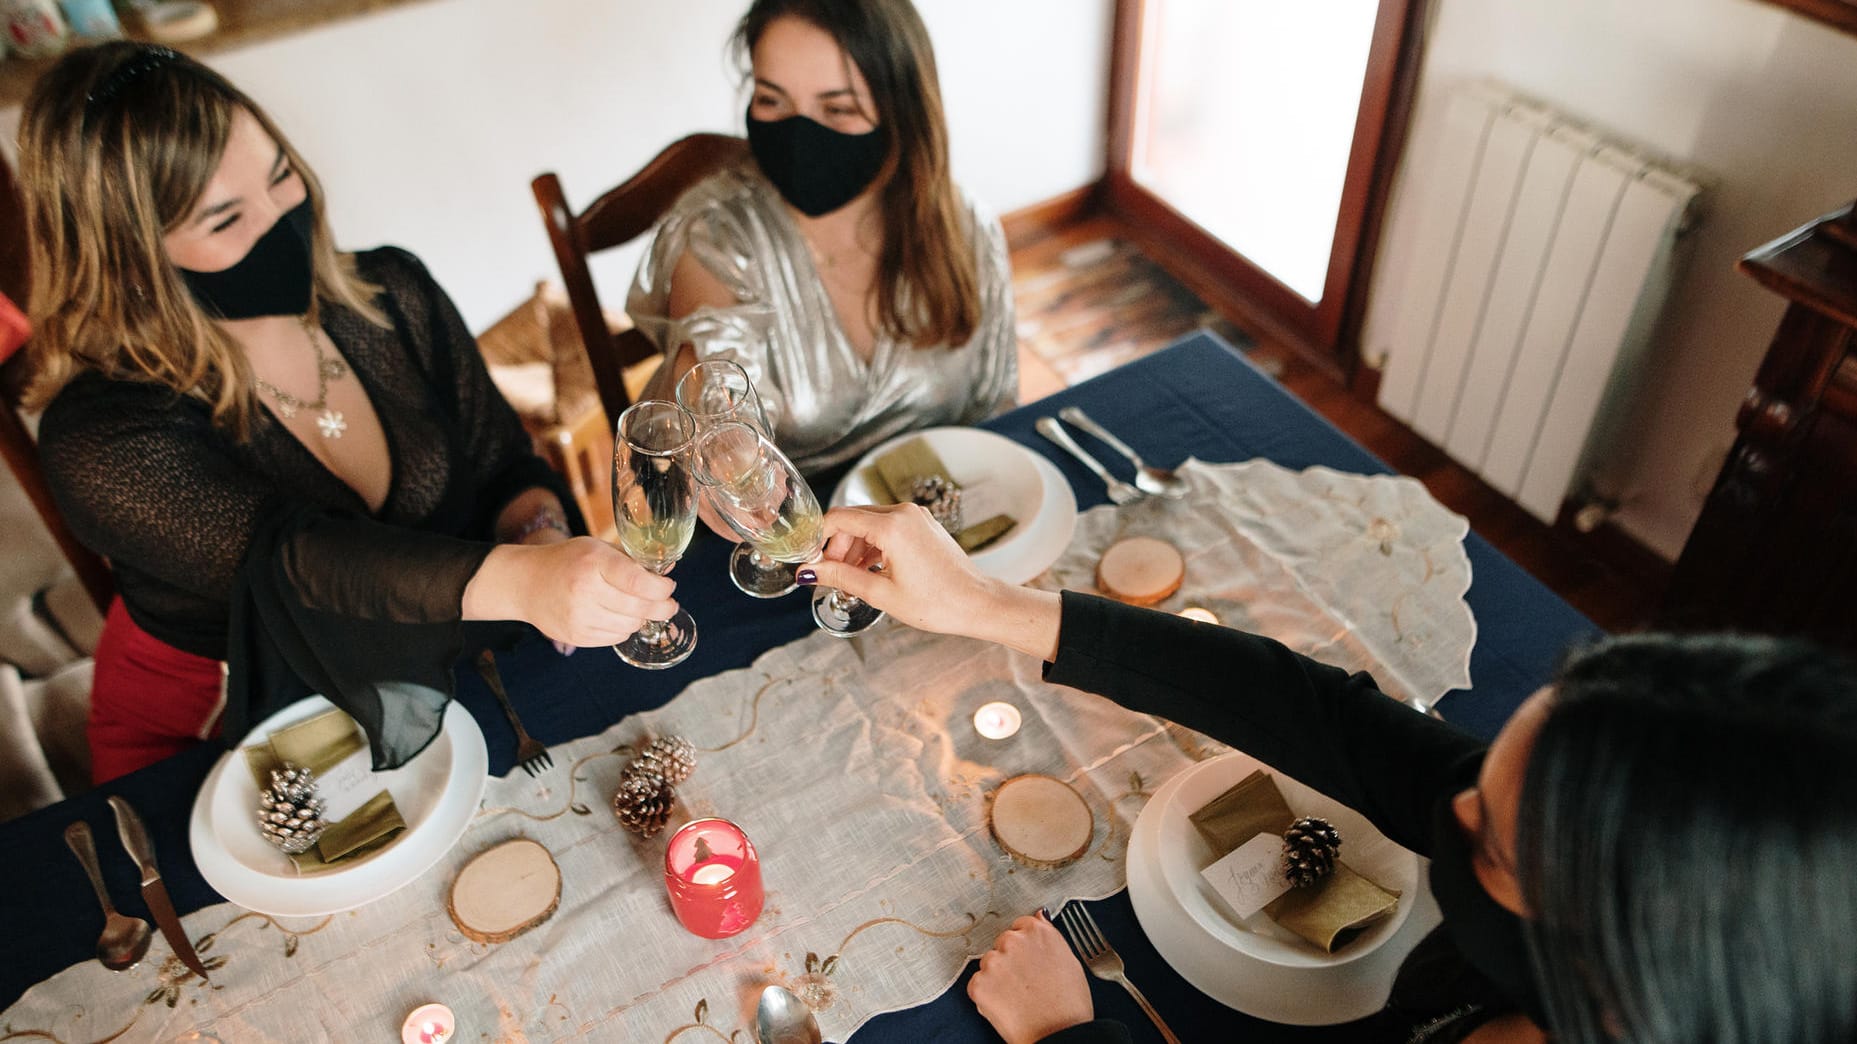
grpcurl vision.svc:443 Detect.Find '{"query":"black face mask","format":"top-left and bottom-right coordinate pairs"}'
top-left (179, 199), bottom-right (316, 319)
top-left (1425, 795), bottom-right (1546, 1021)
top-left (746, 112), bottom-right (888, 217)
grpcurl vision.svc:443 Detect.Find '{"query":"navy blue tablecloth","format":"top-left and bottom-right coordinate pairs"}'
top-left (0, 332), bottom-right (1599, 1040)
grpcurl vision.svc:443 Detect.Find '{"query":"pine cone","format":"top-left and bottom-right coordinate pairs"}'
top-left (908, 475), bottom-right (963, 533)
top-left (1282, 816), bottom-right (1342, 888)
top-left (613, 768), bottom-right (676, 839)
top-left (635, 735), bottom-right (697, 787)
top-left (257, 764), bottom-right (327, 855)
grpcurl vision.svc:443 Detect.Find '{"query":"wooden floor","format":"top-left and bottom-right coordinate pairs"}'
top-left (1008, 214), bottom-right (1662, 633)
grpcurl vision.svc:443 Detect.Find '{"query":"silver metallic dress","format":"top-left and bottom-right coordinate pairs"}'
top-left (626, 162), bottom-right (1018, 474)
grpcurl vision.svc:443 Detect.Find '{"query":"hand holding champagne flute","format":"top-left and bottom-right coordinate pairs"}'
top-left (611, 400), bottom-right (700, 669)
top-left (693, 422), bottom-right (883, 637)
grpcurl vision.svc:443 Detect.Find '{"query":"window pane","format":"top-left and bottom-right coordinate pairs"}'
top-left (1133, 0), bottom-right (1379, 304)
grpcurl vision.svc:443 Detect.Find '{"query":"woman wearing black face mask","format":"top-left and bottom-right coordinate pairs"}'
top-left (627, 0), bottom-right (1018, 476)
top-left (18, 44), bottom-right (681, 780)
top-left (803, 505), bottom-right (1857, 1043)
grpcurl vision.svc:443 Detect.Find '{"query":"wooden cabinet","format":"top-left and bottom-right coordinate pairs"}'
top-left (1664, 203), bottom-right (1857, 652)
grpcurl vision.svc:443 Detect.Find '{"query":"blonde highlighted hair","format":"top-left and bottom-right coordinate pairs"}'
top-left (17, 42), bottom-right (385, 439)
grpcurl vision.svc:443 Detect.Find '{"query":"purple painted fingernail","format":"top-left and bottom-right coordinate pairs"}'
top-left (796, 568), bottom-right (817, 586)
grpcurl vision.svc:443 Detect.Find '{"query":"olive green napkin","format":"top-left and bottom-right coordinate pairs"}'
top-left (1267, 863), bottom-right (1401, 952)
top-left (956, 515), bottom-right (1018, 552)
top-left (1188, 770), bottom-right (1400, 953)
top-left (1189, 769), bottom-right (1295, 850)
top-left (862, 437), bottom-right (1017, 550)
top-left (243, 709), bottom-right (407, 872)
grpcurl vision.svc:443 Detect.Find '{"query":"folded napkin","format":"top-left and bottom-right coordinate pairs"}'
top-left (244, 709), bottom-right (407, 873)
top-left (862, 438), bottom-right (1017, 551)
top-left (1189, 770), bottom-right (1400, 953)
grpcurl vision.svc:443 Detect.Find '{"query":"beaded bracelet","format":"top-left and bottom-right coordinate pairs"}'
top-left (510, 505), bottom-right (570, 543)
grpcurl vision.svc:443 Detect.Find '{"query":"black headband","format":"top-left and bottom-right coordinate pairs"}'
top-left (84, 46), bottom-right (183, 112)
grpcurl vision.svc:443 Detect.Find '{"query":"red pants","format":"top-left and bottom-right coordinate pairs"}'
top-left (89, 599), bottom-right (225, 783)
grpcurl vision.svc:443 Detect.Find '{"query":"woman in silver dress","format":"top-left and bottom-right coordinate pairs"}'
top-left (628, 0), bottom-right (1018, 475)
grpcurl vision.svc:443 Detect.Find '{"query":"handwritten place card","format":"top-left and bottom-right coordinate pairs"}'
top-left (1201, 832), bottom-right (1291, 919)
top-left (312, 746), bottom-right (380, 823)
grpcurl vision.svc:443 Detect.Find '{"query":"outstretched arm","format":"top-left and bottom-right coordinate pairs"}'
top-left (811, 504), bottom-right (1483, 855)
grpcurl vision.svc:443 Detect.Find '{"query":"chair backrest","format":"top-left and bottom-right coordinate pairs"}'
top-left (1, 151), bottom-right (113, 615)
top-left (531, 134), bottom-right (749, 421)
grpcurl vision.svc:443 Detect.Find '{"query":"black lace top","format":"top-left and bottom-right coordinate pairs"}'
top-left (38, 247), bottom-right (569, 765)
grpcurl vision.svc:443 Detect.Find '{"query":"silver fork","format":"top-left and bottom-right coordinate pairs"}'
top-left (1056, 902), bottom-right (1181, 1044)
top-left (475, 650), bottom-right (553, 777)
top-left (1036, 417), bottom-right (1145, 505)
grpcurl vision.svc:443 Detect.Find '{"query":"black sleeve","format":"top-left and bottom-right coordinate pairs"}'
top-left (395, 249), bottom-right (583, 537)
top-left (1043, 592), bottom-right (1484, 856)
top-left (1040, 1020), bottom-right (1135, 1044)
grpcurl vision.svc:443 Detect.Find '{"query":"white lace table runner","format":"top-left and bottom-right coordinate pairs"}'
top-left (1, 460), bottom-right (1475, 1043)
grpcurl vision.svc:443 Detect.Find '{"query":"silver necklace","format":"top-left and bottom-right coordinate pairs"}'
top-left (254, 318), bottom-right (350, 439)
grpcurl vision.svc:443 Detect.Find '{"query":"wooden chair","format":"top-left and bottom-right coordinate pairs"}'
top-left (1, 155), bottom-right (112, 618)
top-left (530, 133), bottom-right (749, 422)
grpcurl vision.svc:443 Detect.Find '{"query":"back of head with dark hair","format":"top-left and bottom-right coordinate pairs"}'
top-left (1517, 632), bottom-right (1857, 1043)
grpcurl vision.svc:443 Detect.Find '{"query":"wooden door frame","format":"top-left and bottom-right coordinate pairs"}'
top-left (1103, 0), bottom-right (1428, 381)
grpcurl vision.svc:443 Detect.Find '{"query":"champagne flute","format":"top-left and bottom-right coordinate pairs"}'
top-left (692, 421), bottom-right (883, 637)
top-left (611, 400), bottom-right (700, 669)
top-left (675, 359), bottom-right (799, 599)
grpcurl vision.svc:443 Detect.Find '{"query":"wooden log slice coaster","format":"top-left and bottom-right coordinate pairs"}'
top-left (447, 838), bottom-right (562, 945)
top-left (988, 774), bottom-right (1094, 869)
top-left (1096, 536), bottom-right (1186, 605)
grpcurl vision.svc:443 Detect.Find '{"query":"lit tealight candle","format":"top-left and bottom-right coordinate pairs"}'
top-left (689, 862), bottom-right (734, 886)
top-left (400, 1003), bottom-right (455, 1044)
top-left (1177, 606), bottom-right (1221, 625)
top-left (973, 701), bottom-right (1022, 740)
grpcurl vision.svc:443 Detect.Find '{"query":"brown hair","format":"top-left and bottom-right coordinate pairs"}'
top-left (16, 42), bottom-right (385, 439)
top-left (734, 0), bottom-right (981, 349)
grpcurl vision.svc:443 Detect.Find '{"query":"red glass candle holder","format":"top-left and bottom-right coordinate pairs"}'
top-left (664, 818), bottom-right (764, 938)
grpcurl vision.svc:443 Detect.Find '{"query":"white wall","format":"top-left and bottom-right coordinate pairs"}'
top-left (3, 0), bottom-right (1110, 331)
top-left (1360, 0), bottom-right (1857, 561)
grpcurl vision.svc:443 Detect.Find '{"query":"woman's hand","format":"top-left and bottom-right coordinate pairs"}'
top-left (805, 505), bottom-right (1063, 661)
top-left (967, 914), bottom-right (1095, 1044)
top-left (807, 504), bottom-right (996, 634)
top-left (464, 537), bottom-right (679, 648)
top-left (507, 507), bottom-right (578, 652)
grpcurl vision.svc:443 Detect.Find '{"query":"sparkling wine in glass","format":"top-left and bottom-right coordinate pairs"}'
top-left (611, 400), bottom-right (699, 669)
top-left (675, 359), bottom-right (798, 599)
top-left (693, 422), bottom-right (883, 637)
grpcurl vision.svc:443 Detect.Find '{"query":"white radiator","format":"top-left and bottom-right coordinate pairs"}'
top-left (1377, 83), bottom-right (1702, 523)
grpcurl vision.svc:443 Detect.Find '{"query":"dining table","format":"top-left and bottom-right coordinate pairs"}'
top-left (0, 330), bottom-right (1600, 1042)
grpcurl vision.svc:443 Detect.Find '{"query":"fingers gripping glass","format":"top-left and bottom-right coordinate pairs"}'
top-left (611, 400), bottom-right (699, 669)
top-left (675, 360), bottom-right (799, 599)
top-left (692, 422), bottom-right (883, 637)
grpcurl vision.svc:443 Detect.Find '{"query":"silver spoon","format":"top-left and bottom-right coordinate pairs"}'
top-left (1058, 406), bottom-right (1189, 499)
top-left (63, 820), bottom-right (153, 972)
top-left (755, 984), bottom-right (822, 1044)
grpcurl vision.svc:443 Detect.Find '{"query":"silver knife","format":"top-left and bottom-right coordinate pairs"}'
top-left (107, 795), bottom-right (211, 981)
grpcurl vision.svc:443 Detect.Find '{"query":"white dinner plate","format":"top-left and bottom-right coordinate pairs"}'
top-left (832, 427), bottom-right (1078, 585)
top-left (189, 697), bottom-right (487, 917)
top-left (1127, 752), bottom-right (1442, 1024)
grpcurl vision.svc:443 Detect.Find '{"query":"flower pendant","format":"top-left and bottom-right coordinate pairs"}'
top-left (317, 409), bottom-right (347, 439)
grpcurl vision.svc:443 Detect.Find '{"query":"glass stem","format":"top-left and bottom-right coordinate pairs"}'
top-left (748, 548), bottom-right (775, 569)
top-left (636, 618), bottom-right (671, 649)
